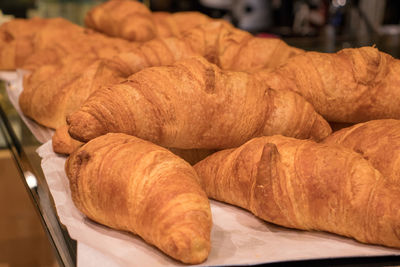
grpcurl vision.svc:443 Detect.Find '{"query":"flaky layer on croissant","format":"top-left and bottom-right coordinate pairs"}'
top-left (65, 133), bottom-right (212, 264)
top-left (24, 19), bottom-right (135, 70)
top-left (20, 36), bottom-right (196, 130)
top-left (1, 17), bottom-right (135, 71)
top-left (323, 119), bottom-right (400, 183)
top-left (20, 55), bottom-right (129, 129)
top-left (84, 0), bottom-right (156, 42)
top-left (181, 21), bottom-right (303, 71)
top-left (79, 19), bottom-right (300, 74)
top-left (255, 46), bottom-right (400, 123)
top-left (0, 17), bottom-right (48, 70)
top-left (84, 0), bottom-right (220, 41)
top-left (67, 56), bottom-right (331, 149)
top-left (85, 0), bottom-right (301, 69)
top-left (52, 125), bottom-right (83, 155)
top-left (194, 135), bottom-right (400, 249)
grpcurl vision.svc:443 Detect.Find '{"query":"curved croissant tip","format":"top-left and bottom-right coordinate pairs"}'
top-left (164, 234), bottom-right (210, 264)
top-left (67, 111), bottom-right (105, 143)
top-left (311, 115), bottom-right (332, 142)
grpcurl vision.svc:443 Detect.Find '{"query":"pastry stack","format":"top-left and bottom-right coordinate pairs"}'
top-left (2, 0), bottom-right (400, 264)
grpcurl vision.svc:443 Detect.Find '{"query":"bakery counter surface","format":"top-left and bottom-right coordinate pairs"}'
top-left (1, 79), bottom-right (400, 267)
top-left (0, 82), bottom-right (77, 267)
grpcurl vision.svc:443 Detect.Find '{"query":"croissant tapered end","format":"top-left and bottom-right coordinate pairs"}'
top-left (67, 110), bottom-right (105, 142)
top-left (65, 133), bottom-right (212, 264)
top-left (309, 114), bottom-right (332, 141)
top-left (52, 125), bottom-right (83, 155)
top-left (162, 232), bottom-right (210, 264)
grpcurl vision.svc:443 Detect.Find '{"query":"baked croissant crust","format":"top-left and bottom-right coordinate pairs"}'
top-left (323, 119), bottom-right (400, 183)
top-left (86, 0), bottom-right (301, 70)
top-left (0, 17), bottom-right (48, 70)
top-left (181, 21), bottom-right (303, 71)
top-left (67, 56), bottom-right (331, 148)
top-left (19, 21), bottom-right (302, 133)
top-left (52, 125), bottom-right (83, 155)
top-left (84, 0), bottom-right (220, 41)
top-left (20, 56), bottom-right (128, 128)
top-left (84, 0), bottom-right (157, 42)
top-left (65, 133), bottom-right (212, 264)
top-left (255, 46), bottom-right (400, 123)
top-left (1, 17), bottom-right (134, 71)
top-left (194, 135), bottom-right (400, 249)
top-left (19, 36), bottom-right (196, 129)
top-left (23, 19), bottom-right (134, 70)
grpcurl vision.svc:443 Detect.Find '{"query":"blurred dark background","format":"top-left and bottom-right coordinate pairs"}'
top-left (0, 0), bottom-right (399, 56)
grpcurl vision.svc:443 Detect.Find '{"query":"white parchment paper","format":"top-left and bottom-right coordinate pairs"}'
top-left (2, 71), bottom-right (400, 266)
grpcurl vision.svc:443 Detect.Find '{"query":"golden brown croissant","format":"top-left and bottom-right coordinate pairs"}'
top-left (23, 18), bottom-right (135, 70)
top-left (84, 0), bottom-right (156, 42)
top-left (255, 46), bottom-right (400, 123)
top-left (20, 56), bottom-right (129, 128)
top-left (0, 17), bottom-right (135, 71)
top-left (19, 20), bottom-right (301, 131)
top-left (85, 0), bottom-right (300, 70)
top-left (194, 135), bottom-right (400, 249)
top-left (20, 36), bottom-right (196, 129)
top-left (0, 17), bottom-right (52, 70)
top-left (181, 21), bottom-right (303, 71)
top-left (323, 119), bottom-right (400, 183)
top-left (65, 133), bottom-right (212, 264)
top-left (67, 56), bottom-right (331, 148)
top-left (84, 0), bottom-right (218, 41)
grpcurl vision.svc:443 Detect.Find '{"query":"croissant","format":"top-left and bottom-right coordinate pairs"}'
top-left (20, 56), bottom-right (129, 128)
top-left (323, 119), bottom-right (400, 183)
top-left (20, 20), bottom-right (302, 132)
top-left (181, 21), bottom-right (303, 71)
top-left (65, 133), bottom-right (212, 264)
top-left (20, 36), bottom-right (196, 130)
top-left (84, 0), bottom-right (219, 41)
top-left (67, 56), bottom-right (331, 149)
top-left (1, 17), bottom-right (135, 71)
top-left (80, 19), bottom-right (300, 74)
top-left (85, 0), bottom-right (300, 70)
top-left (194, 135), bottom-right (400, 249)
top-left (0, 17), bottom-right (48, 70)
top-left (24, 19), bottom-right (135, 70)
top-left (84, 0), bottom-right (156, 42)
top-left (255, 46), bottom-right (400, 123)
